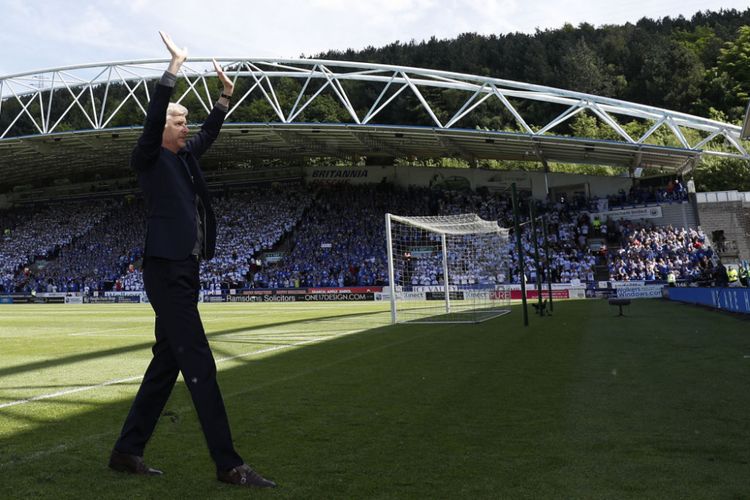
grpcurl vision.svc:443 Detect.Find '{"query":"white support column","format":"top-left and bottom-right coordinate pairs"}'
top-left (441, 232), bottom-right (451, 314)
top-left (385, 213), bottom-right (398, 324)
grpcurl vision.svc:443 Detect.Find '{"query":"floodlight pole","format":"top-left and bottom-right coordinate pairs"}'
top-left (511, 183), bottom-right (528, 327)
top-left (542, 214), bottom-right (554, 313)
top-left (530, 202), bottom-right (544, 315)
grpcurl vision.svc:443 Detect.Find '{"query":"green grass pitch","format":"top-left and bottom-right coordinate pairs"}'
top-left (0, 299), bottom-right (749, 499)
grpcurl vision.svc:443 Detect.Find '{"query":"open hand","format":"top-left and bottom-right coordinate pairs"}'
top-left (159, 31), bottom-right (187, 64)
top-left (213, 59), bottom-right (234, 96)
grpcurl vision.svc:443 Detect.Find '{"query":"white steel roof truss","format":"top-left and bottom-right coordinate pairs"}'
top-left (55, 73), bottom-right (98, 131)
top-left (225, 76), bottom-right (262, 120)
top-left (589, 103), bottom-right (635, 143)
top-left (363, 80), bottom-right (409, 125)
top-left (36, 82), bottom-right (47, 135)
top-left (284, 86), bottom-right (325, 123)
top-left (43, 73), bottom-right (57, 132)
top-left (692, 130), bottom-right (721, 150)
top-left (200, 74), bottom-right (214, 112)
top-left (319, 65), bottom-right (360, 124)
top-left (113, 66), bottom-right (149, 116)
top-left (401, 71), bottom-right (443, 128)
top-left (702, 149), bottom-right (747, 159)
top-left (536, 103), bottom-right (585, 135)
top-left (48, 87), bottom-right (90, 135)
top-left (175, 69), bottom-right (211, 115)
top-left (362, 71), bottom-right (400, 124)
top-left (245, 62), bottom-right (285, 122)
top-left (444, 83), bottom-right (492, 128)
top-left (287, 64), bottom-right (318, 122)
top-left (97, 67), bottom-right (113, 129)
top-left (665, 118), bottom-right (690, 149)
top-left (100, 75), bottom-right (147, 129)
top-left (0, 58), bottom-right (747, 161)
top-left (722, 131), bottom-right (748, 157)
top-left (491, 84), bottom-right (533, 134)
top-left (637, 117), bottom-right (666, 144)
top-left (7, 85), bottom-right (44, 137)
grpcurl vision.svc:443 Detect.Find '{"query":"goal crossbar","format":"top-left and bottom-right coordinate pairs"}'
top-left (387, 213), bottom-right (510, 236)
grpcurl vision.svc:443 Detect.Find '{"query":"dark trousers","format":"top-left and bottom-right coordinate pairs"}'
top-left (114, 256), bottom-right (243, 471)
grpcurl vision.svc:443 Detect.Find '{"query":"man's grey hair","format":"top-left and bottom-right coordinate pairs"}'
top-left (166, 102), bottom-right (188, 120)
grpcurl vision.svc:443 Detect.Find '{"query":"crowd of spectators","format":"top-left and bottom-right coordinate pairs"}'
top-left (200, 184), bottom-right (313, 289)
top-left (1, 201), bottom-right (113, 293)
top-left (607, 222), bottom-right (713, 282)
top-left (0, 180), bottom-right (715, 293)
top-left (30, 200), bottom-right (146, 293)
top-left (606, 179), bottom-right (688, 209)
top-left (531, 203), bottom-right (598, 284)
top-left (251, 182), bottom-right (426, 288)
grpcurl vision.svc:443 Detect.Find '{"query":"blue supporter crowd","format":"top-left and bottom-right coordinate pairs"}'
top-left (0, 178), bottom-right (712, 294)
top-left (607, 179), bottom-right (688, 209)
top-left (608, 222), bottom-right (712, 281)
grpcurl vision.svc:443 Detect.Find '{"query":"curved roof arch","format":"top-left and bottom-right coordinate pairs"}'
top-left (0, 58), bottom-right (747, 188)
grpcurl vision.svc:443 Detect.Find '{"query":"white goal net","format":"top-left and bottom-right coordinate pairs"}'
top-left (386, 213), bottom-right (512, 324)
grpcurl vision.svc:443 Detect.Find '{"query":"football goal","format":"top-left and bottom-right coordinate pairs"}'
top-left (385, 213), bottom-right (512, 324)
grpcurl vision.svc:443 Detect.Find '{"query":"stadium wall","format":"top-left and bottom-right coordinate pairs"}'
top-left (696, 191), bottom-right (750, 262)
top-left (304, 165), bottom-right (632, 199)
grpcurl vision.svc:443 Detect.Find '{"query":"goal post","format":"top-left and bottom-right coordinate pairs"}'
top-left (385, 213), bottom-right (512, 324)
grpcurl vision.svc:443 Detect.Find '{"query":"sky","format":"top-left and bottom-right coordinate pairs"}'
top-left (1, 0), bottom-right (748, 76)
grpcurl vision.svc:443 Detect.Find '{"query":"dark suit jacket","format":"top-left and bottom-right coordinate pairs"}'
top-left (131, 78), bottom-right (224, 260)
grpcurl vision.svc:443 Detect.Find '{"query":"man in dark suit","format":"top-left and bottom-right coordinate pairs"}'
top-left (108, 32), bottom-right (275, 489)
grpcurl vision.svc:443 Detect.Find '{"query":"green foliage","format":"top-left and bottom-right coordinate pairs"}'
top-left (693, 155), bottom-right (750, 191)
top-left (548, 162), bottom-right (621, 176)
top-left (299, 94), bottom-right (350, 122)
top-left (715, 25), bottom-right (750, 112)
top-left (559, 39), bottom-right (617, 96)
top-left (568, 112), bottom-right (622, 141)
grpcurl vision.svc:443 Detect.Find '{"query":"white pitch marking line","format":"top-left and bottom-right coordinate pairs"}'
top-left (0, 432), bottom-right (110, 470)
top-left (0, 375), bottom-right (142, 410)
top-left (67, 333), bottom-right (152, 338)
top-left (0, 330), bottom-right (361, 410)
top-left (0, 328), bottom-right (417, 470)
top-left (65, 326), bottom-right (144, 337)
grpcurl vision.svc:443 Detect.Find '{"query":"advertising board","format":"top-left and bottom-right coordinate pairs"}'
top-left (666, 287), bottom-right (750, 314)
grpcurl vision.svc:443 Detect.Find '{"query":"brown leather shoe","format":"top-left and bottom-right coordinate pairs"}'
top-left (108, 449), bottom-right (163, 475)
top-left (217, 464), bottom-right (276, 488)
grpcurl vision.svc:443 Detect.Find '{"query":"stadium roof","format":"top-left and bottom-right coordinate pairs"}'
top-left (1, 58), bottom-right (747, 189)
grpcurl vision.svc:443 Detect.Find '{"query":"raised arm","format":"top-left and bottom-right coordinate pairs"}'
top-left (185, 59), bottom-right (235, 159)
top-left (131, 32), bottom-right (188, 170)
top-left (160, 31), bottom-right (188, 77)
top-left (214, 59), bottom-right (234, 107)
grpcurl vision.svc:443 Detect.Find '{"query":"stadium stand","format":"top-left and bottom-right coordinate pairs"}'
top-left (0, 181), bottom-right (715, 293)
top-left (606, 222), bottom-right (713, 282)
top-left (0, 201), bottom-right (113, 293)
top-left (201, 184), bottom-right (313, 290)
